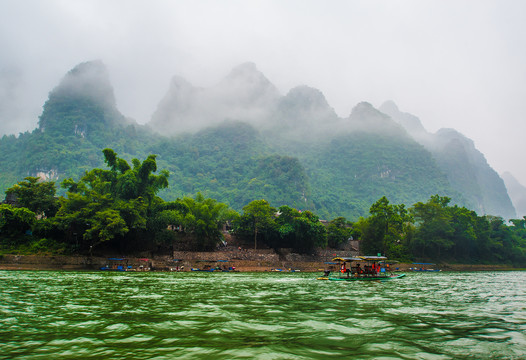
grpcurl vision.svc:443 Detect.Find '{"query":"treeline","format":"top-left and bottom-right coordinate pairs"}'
top-left (1, 149), bottom-right (525, 266)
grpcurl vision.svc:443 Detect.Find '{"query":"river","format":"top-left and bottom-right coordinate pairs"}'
top-left (1, 270), bottom-right (525, 359)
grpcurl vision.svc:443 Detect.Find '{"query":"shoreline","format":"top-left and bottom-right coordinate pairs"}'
top-left (0, 254), bottom-right (519, 272)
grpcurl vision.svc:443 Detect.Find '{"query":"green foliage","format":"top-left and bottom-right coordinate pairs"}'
top-left (277, 132), bottom-right (456, 220)
top-left (234, 201), bottom-right (326, 253)
top-left (360, 196), bottom-right (412, 257)
top-left (410, 195), bottom-right (454, 259)
top-left (236, 199), bottom-right (277, 249)
top-left (6, 177), bottom-right (59, 217)
top-left (273, 206), bottom-right (327, 253)
top-left (53, 149), bottom-right (169, 252)
top-left (0, 204), bottom-right (36, 247)
top-left (0, 82), bottom-right (523, 262)
top-left (326, 217), bottom-right (353, 248)
top-left (178, 193), bottom-right (234, 250)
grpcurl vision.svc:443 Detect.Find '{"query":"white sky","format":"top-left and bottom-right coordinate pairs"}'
top-left (1, 0), bottom-right (526, 185)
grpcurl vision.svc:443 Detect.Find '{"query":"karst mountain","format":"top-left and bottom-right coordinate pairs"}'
top-left (0, 60), bottom-right (518, 220)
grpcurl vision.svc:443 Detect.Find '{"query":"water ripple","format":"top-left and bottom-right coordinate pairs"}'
top-left (0, 270), bottom-right (525, 359)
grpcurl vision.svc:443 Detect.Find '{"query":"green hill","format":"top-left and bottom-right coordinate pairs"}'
top-left (0, 61), bottom-right (516, 220)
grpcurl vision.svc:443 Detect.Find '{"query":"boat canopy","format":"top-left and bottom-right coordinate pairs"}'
top-left (332, 256), bottom-right (387, 262)
top-left (332, 257), bottom-right (362, 262)
top-left (360, 256), bottom-right (388, 261)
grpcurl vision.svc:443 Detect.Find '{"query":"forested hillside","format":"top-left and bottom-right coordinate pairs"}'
top-left (380, 101), bottom-right (516, 219)
top-left (0, 60), bottom-right (517, 220)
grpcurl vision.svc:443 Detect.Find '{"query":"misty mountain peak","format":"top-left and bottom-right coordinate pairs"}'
top-left (150, 62), bottom-right (282, 135)
top-left (51, 60), bottom-right (116, 108)
top-left (379, 100), bottom-right (427, 137)
top-left (284, 85), bottom-right (332, 109)
top-left (162, 75), bottom-right (198, 109)
top-left (216, 62), bottom-right (280, 105)
top-left (350, 102), bottom-right (384, 118)
top-left (277, 85), bottom-right (337, 124)
top-left (38, 60), bottom-right (125, 135)
top-left (345, 102), bottom-right (407, 137)
top-left (149, 75), bottom-right (199, 132)
top-left (225, 62), bottom-right (259, 79)
top-left (267, 85), bottom-right (338, 139)
top-left (379, 100), bottom-right (399, 114)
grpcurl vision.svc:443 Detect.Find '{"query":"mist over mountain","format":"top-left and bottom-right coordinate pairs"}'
top-left (379, 101), bottom-right (428, 139)
top-left (380, 101), bottom-right (516, 219)
top-left (150, 62), bottom-right (280, 134)
top-left (38, 60), bottom-right (133, 137)
top-left (0, 60), bottom-right (518, 220)
top-left (344, 101), bottom-right (408, 138)
top-left (502, 172), bottom-right (526, 217)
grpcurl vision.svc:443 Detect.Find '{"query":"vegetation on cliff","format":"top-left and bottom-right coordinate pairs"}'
top-left (1, 149), bottom-right (526, 266)
top-left (0, 61), bottom-right (517, 221)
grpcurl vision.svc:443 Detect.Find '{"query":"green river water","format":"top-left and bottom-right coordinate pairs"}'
top-left (1, 270), bottom-right (525, 359)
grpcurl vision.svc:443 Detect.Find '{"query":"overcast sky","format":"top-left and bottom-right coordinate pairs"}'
top-left (1, 0), bottom-right (526, 185)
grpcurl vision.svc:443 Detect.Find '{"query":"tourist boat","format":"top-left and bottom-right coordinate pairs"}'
top-left (409, 263), bottom-right (441, 272)
top-left (100, 258), bottom-right (131, 271)
top-left (317, 256), bottom-right (405, 281)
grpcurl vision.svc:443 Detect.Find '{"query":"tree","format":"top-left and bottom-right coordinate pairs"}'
top-left (449, 205), bottom-right (478, 261)
top-left (326, 217), bottom-right (353, 248)
top-left (410, 195), bottom-right (454, 259)
top-left (101, 148), bottom-right (169, 204)
top-left (274, 206), bottom-right (327, 253)
top-left (179, 193), bottom-right (234, 250)
top-left (361, 196), bottom-right (412, 257)
top-left (55, 149), bottom-right (169, 252)
top-left (0, 204), bottom-right (36, 246)
top-left (5, 177), bottom-right (59, 217)
top-left (239, 199), bottom-right (276, 249)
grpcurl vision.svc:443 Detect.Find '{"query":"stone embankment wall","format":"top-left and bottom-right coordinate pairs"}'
top-left (0, 248), bottom-right (358, 272)
top-left (0, 253), bottom-right (517, 272)
top-left (0, 254), bottom-right (100, 271)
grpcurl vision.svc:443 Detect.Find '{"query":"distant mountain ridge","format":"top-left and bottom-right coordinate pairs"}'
top-left (0, 60), bottom-right (517, 220)
top-left (502, 172), bottom-right (526, 217)
top-left (380, 101), bottom-right (516, 219)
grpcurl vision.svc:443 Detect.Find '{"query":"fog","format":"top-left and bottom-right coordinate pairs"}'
top-left (1, 0), bottom-right (526, 185)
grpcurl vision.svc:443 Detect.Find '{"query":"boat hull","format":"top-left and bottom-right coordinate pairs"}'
top-left (317, 274), bottom-right (406, 281)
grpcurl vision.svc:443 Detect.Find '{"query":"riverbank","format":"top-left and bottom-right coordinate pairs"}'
top-left (0, 252), bottom-right (519, 272)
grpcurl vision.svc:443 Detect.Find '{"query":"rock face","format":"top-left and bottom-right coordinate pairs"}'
top-left (381, 101), bottom-right (516, 218)
top-left (502, 172), bottom-right (526, 217)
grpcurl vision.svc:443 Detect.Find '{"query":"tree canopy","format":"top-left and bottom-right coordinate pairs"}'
top-left (1, 151), bottom-right (525, 267)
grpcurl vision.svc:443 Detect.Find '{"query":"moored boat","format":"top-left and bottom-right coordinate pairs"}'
top-left (410, 263), bottom-right (441, 272)
top-left (100, 258), bottom-right (131, 271)
top-left (317, 256), bottom-right (406, 281)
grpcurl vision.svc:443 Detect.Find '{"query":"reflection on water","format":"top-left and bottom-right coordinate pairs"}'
top-left (0, 271), bottom-right (525, 359)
